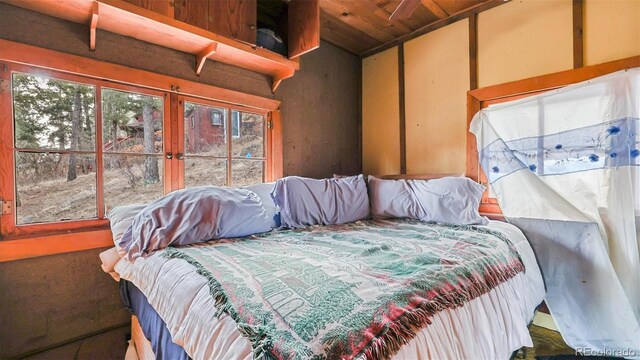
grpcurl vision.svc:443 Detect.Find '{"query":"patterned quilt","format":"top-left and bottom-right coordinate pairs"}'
top-left (163, 219), bottom-right (525, 360)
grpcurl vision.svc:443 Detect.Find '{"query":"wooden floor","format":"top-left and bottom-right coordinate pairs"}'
top-left (523, 325), bottom-right (577, 359)
top-left (22, 324), bottom-right (587, 360)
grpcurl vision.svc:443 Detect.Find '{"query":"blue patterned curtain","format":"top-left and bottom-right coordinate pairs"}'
top-left (471, 68), bottom-right (640, 357)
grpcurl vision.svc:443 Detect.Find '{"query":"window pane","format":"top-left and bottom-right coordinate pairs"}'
top-left (231, 110), bottom-right (265, 158)
top-left (232, 159), bottom-right (265, 186)
top-left (184, 158), bottom-right (227, 188)
top-left (15, 152), bottom-right (97, 224)
top-left (184, 102), bottom-right (227, 157)
top-left (13, 73), bottom-right (96, 151)
top-left (102, 88), bottom-right (164, 154)
top-left (103, 154), bottom-right (164, 210)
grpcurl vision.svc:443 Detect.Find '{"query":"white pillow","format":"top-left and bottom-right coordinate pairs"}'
top-left (107, 204), bottom-right (146, 242)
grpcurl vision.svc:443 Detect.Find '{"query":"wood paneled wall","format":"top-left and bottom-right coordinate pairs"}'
top-left (404, 19), bottom-right (469, 175)
top-left (361, 0), bottom-right (640, 176)
top-left (0, 3), bottom-right (360, 358)
top-left (361, 47), bottom-right (400, 176)
top-left (584, 0), bottom-right (640, 66)
top-left (477, 0), bottom-right (573, 88)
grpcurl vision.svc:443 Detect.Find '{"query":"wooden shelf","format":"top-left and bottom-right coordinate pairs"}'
top-left (3, 0), bottom-right (300, 92)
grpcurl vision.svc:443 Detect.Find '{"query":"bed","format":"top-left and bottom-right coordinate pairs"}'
top-left (101, 202), bottom-right (544, 360)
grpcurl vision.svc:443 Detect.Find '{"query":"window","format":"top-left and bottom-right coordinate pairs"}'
top-left (180, 99), bottom-right (266, 188)
top-left (101, 88), bottom-right (166, 211)
top-left (13, 73), bottom-right (98, 225)
top-left (1, 62), bottom-right (277, 240)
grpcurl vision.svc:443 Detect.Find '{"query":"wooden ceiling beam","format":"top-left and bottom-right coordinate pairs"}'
top-left (421, 0), bottom-right (448, 19)
top-left (89, 1), bottom-right (99, 50)
top-left (360, 0), bottom-right (510, 58)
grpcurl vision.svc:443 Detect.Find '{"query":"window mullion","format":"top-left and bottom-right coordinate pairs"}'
top-left (0, 64), bottom-right (16, 237)
top-left (95, 86), bottom-right (104, 218)
top-left (226, 107), bottom-right (232, 186)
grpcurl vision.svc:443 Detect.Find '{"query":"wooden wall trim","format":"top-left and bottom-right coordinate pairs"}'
top-left (0, 229), bottom-right (114, 262)
top-left (466, 55), bottom-right (640, 214)
top-left (0, 39), bottom-right (280, 111)
top-left (469, 14), bottom-right (478, 90)
top-left (469, 55), bottom-right (640, 101)
top-left (572, 0), bottom-right (584, 68)
top-left (357, 59), bottom-right (363, 174)
top-left (270, 110), bottom-right (284, 179)
top-left (398, 44), bottom-right (407, 174)
top-left (360, 0), bottom-right (510, 59)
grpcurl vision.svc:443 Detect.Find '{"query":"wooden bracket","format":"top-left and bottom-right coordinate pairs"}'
top-left (271, 68), bottom-right (296, 93)
top-left (90, 1), bottom-right (99, 51)
top-left (195, 42), bottom-right (219, 76)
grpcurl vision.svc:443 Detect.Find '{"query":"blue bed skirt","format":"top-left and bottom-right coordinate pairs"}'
top-left (120, 279), bottom-right (190, 360)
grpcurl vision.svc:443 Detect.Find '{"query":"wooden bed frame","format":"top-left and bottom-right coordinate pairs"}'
top-left (465, 55), bottom-right (640, 215)
top-left (130, 316), bottom-right (155, 360)
top-left (127, 56), bottom-right (640, 359)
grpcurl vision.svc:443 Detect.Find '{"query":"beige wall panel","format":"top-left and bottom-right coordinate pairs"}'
top-left (584, 0), bottom-right (640, 66)
top-left (478, 0), bottom-right (573, 87)
top-left (404, 19), bottom-right (470, 174)
top-left (362, 48), bottom-right (400, 175)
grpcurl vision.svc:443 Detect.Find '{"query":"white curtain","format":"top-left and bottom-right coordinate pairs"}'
top-left (470, 68), bottom-right (640, 357)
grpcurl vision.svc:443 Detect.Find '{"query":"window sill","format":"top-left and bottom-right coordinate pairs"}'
top-left (0, 228), bottom-right (114, 262)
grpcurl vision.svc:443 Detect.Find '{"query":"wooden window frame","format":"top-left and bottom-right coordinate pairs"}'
top-left (466, 55), bottom-right (640, 216)
top-left (176, 96), bottom-right (270, 189)
top-left (0, 40), bottom-right (282, 262)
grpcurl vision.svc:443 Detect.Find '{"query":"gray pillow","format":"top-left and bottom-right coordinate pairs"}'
top-left (116, 186), bottom-right (272, 261)
top-left (107, 203), bottom-right (146, 242)
top-left (367, 176), bottom-right (425, 220)
top-left (243, 182), bottom-right (279, 228)
top-left (368, 176), bottom-right (488, 225)
top-left (271, 175), bottom-right (370, 228)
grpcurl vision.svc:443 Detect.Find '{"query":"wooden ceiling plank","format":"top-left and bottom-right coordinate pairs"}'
top-left (389, 0), bottom-right (421, 20)
top-left (361, 0), bottom-right (509, 58)
top-left (319, 0), bottom-right (396, 43)
top-left (340, 0), bottom-right (414, 34)
top-left (436, 0), bottom-right (482, 15)
top-left (320, 9), bottom-right (381, 54)
top-left (421, 0), bottom-right (448, 19)
top-left (371, 0), bottom-right (437, 30)
top-left (356, 2), bottom-right (413, 34)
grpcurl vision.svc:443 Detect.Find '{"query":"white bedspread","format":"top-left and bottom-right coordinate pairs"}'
top-left (111, 221), bottom-right (545, 360)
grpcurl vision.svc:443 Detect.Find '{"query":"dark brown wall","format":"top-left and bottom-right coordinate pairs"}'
top-left (0, 248), bottom-right (127, 359)
top-left (0, 3), bottom-right (360, 358)
top-left (276, 40), bottom-right (361, 178)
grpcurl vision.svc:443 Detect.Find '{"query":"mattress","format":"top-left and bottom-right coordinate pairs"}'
top-left (110, 220), bottom-right (545, 360)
